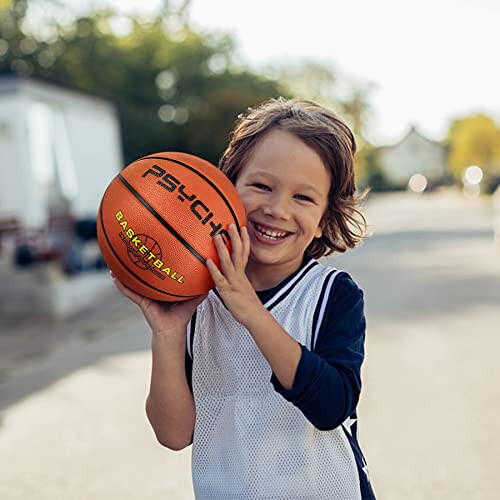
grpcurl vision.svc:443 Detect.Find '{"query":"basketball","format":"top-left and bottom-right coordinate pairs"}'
top-left (97, 152), bottom-right (246, 301)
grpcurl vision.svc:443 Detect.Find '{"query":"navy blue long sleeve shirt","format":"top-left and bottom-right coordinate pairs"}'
top-left (184, 257), bottom-right (374, 498)
top-left (185, 258), bottom-right (366, 432)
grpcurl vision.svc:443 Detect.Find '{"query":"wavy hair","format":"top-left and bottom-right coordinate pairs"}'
top-left (219, 97), bottom-right (368, 259)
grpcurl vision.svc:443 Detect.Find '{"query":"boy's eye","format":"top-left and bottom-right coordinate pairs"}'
top-left (253, 183), bottom-right (270, 191)
top-left (295, 194), bottom-right (314, 202)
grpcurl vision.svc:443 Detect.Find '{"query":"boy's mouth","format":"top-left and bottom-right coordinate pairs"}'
top-left (251, 221), bottom-right (292, 241)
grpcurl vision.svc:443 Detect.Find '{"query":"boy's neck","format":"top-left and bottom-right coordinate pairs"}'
top-left (245, 255), bottom-right (308, 292)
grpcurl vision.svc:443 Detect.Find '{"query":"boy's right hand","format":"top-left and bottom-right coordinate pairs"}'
top-left (110, 271), bottom-right (207, 340)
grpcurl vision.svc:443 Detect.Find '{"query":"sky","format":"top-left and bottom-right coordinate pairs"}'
top-left (79, 0), bottom-right (499, 146)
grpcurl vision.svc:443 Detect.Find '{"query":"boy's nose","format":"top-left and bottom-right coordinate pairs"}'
top-left (263, 194), bottom-right (290, 220)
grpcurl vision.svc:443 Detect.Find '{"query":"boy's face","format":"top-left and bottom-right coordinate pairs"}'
top-left (235, 128), bottom-right (331, 281)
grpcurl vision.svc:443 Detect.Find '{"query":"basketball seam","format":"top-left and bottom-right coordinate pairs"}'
top-left (98, 201), bottom-right (197, 299)
top-left (117, 174), bottom-right (207, 266)
top-left (136, 155), bottom-right (241, 231)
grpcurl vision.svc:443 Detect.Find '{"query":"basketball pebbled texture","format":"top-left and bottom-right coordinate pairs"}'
top-left (97, 152), bottom-right (247, 301)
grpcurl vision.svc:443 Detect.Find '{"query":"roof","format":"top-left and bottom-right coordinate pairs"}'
top-left (0, 74), bottom-right (116, 112)
top-left (377, 125), bottom-right (444, 152)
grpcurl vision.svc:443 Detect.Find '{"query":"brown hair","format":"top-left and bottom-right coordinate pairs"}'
top-left (219, 97), bottom-right (368, 259)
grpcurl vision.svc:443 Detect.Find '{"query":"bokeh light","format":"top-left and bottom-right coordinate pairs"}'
top-left (463, 165), bottom-right (483, 185)
top-left (463, 182), bottom-right (481, 199)
top-left (408, 174), bottom-right (428, 193)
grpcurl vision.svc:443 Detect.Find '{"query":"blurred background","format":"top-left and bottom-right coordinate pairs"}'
top-left (0, 0), bottom-right (499, 498)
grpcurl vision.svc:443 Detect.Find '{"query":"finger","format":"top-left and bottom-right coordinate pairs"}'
top-left (241, 226), bottom-right (251, 262)
top-left (228, 224), bottom-right (244, 269)
top-left (214, 233), bottom-right (234, 277)
top-left (206, 258), bottom-right (226, 287)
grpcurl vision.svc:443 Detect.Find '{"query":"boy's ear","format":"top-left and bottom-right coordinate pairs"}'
top-left (316, 211), bottom-right (331, 238)
top-left (315, 216), bottom-right (327, 238)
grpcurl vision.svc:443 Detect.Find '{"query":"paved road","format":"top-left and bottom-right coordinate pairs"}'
top-left (0, 189), bottom-right (499, 499)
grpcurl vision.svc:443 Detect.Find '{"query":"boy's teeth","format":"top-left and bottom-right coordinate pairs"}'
top-left (255, 223), bottom-right (288, 239)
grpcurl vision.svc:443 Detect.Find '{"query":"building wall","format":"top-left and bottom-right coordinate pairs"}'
top-left (0, 94), bottom-right (37, 225)
top-left (55, 96), bottom-right (122, 219)
top-left (379, 129), bottom-right (447, 187)
top-left (0, 78), bottom-right (123, 228)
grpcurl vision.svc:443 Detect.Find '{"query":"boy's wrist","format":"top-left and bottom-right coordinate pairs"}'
top-left (151, 328), bottom-right (186, 352)
top-left (238, 301), bottom-right (269, 330)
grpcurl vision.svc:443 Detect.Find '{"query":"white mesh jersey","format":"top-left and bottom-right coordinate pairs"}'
top-left (187, 259), bottom-right (362, 500)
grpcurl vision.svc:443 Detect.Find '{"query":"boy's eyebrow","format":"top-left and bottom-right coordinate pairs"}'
top-left (246, 171), bottom-right (323, 196)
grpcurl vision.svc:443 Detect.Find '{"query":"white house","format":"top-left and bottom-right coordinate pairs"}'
top-left (0, 76), bottom-right (124, 318)
top-left (378, 126), bottom-right (447, 188)
top-left (0, 76), bottom-right (123, 229)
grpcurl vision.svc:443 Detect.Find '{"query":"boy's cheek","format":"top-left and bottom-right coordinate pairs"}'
top-left (236, 193), bottom-right (252, 213)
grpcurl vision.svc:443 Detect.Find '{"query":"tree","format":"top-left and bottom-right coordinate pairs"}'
top-left (447, 113), bottom-right (500, 182)
top-left (274, 60), bottom-right (372, 137)
top-left (271, 59), bottom-right (373, 186)
top-left (0, 2), bottom-right (285, 165)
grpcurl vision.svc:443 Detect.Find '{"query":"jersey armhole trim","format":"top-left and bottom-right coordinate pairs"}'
top-left (265, 260), bottom-right (319, 311)
top-left (311, 269), bottom-right (342, 351)
top-left (186, 310), bottom-right (197, 359)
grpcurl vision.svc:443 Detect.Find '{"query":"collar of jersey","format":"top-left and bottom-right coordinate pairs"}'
top-left (212, 257), bottom-right (318, 312)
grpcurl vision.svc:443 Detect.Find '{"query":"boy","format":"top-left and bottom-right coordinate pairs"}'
top-left (113, 98), bottom-right (375, 499)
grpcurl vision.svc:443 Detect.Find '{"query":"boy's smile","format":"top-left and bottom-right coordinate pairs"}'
top-left (234, 128), bottom-right (331, 290)
top-left (250, 221), bottom-right (293, 244)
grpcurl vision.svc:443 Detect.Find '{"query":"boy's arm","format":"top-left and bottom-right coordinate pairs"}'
top-left (241, 309), bottom-right (303, 391)
top-left (110, 274), bottom-right (199, 451)
top-left (206, 226), bottom-right (302, 389)
top-left (145, 328), bottom-right (196, 451)
top-left (207, 226), bottom-right (365, 430)
top-left (268, 274), bottom-right (365, 431)
top-left (225, 267), bottom-right (365, 431)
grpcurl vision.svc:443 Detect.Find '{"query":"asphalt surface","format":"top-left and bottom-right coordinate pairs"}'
top-left (0, 189), bottom-right (499, 499)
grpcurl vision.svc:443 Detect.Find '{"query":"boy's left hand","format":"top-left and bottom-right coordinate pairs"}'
top-left (206, 224), bottom-right (262, 325)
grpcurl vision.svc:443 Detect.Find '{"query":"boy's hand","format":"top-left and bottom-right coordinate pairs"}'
top-left (111, 272), bottom-right (206, 342)
top-left (206, 224), bottom-right (262, 325)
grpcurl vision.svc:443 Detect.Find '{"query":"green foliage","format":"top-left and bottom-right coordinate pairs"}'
top-left (447, 113), bottom-right (500, 181)
top-left (357, 144), bottom-right (394, 192)
top-left (0, 0), bottom-right (374, 174)
top-left (0, 3), bottom-right (285, 166)
top-left (274, 60), bottom-right (372, 139)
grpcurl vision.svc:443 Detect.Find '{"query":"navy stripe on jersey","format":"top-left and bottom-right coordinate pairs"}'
top-left (186, 310), bottom-right (197, 360)
top-left (264, 259), bottom-right (319, 311)
top-left (211, 257), bottom-right (318, 311)
top-left (311, 269), bottom-right (341, 351)
top-left (340, 412), bottom-right (376, 499)
top-left (212, 287), bottom-right (224, 306)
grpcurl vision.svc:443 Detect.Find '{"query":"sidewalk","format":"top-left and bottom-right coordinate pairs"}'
top-left (0, 317), bottom-right (195, 500)
top-left (1, 190), bottom-right (499, 499)
top-left (0, 276), bottom-right (136, 389)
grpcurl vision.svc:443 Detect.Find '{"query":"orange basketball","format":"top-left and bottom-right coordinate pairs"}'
top-left (97, 152), bottom-right (246, 301)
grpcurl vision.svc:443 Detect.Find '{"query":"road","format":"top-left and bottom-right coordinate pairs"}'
top-left (0, 189), bottom-right (499, 499)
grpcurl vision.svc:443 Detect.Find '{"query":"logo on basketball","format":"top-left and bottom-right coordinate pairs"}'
top-left (96, 152), bottom-right (246, 301)
top-left (127, 234), bottom-right (162, 269)
top-left (115, 210), bottom-right (184, 283)
top-left (141, 165), bottom-right (230, 244)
